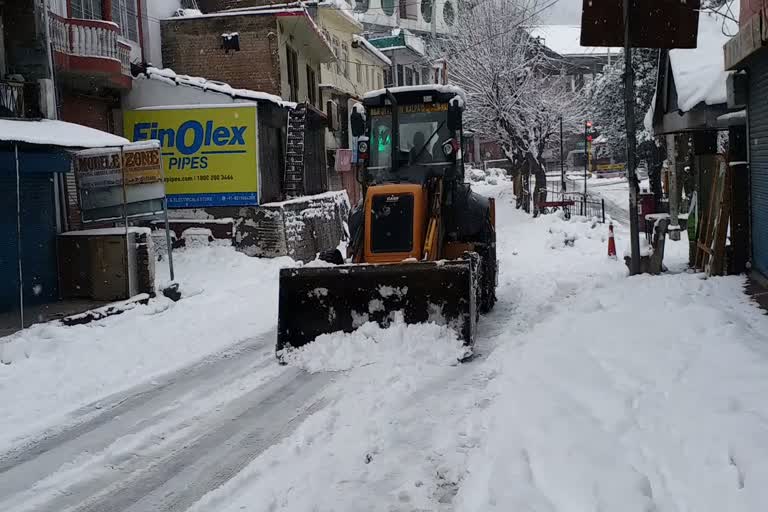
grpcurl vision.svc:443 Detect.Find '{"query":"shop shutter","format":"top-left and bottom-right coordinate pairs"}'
top-left (19, 173), bottom-right (58, 305)
top-left (749, 56), bottom-right (768, 276)
top-left (0, 175), bottom-right (20, 311)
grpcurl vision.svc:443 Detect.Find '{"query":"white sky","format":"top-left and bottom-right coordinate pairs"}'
top-left (540, 0), bottom-right (583, 23)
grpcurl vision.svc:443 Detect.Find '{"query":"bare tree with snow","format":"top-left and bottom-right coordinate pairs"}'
top-left (432, 0), bottom-right (586, 173)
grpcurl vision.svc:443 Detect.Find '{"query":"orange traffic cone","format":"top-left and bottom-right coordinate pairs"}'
top-left (607, 222), bottom-right (617, 259)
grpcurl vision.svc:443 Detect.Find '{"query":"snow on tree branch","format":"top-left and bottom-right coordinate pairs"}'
top-left (431, 0), bottom-right (587, 167)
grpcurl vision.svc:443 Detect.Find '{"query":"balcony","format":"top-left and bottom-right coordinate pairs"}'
top-left (48, 13), bottom-right (132, 91)
top-left (0, 81), bottom-right (43, 119)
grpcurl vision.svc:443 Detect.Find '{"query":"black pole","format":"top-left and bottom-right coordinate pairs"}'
top-left (386, 89), bottom-right (399, 172)
top-left (583, 121), bottom-right (588, 198)
top-left (560, 116), bottom-right (565, 192)
top-left (624, 0), bottom-right (641, 274)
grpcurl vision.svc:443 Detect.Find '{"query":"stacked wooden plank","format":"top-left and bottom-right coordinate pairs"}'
top-left (695, 157), bottom-right (732, 276)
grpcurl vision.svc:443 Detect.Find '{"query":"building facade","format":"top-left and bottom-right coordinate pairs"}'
top-left (723, 0), bottom-right (768, 278)
top-left (161, 6), bottom-right (333, 107)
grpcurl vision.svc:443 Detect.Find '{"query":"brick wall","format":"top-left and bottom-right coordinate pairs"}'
top-left (60, 91), bottom-right (116, 131)
top-left (161, 15), bottom-right (282, 95)
top-left (197, 0), bottom-right (276, 13)
top-left (60, 91), bottom-right (118, 231)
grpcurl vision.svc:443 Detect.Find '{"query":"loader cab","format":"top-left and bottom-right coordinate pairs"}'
top-left (354, 87), bottom-right (465, 186)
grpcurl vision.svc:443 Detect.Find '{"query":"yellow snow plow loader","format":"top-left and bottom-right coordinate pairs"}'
top-left (276, 86), bottom-right (497, 358)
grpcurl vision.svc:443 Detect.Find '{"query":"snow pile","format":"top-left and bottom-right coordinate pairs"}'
top-left (467, 167), bottom-right (509, 185)
top-left (545, 214), bottom-right (605, 249)
top-left (181, 227), bottom-right (213, 248)
top-left (282, 315), bottom-right (466, 373)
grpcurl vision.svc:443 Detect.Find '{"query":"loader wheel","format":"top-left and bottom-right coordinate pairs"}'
top-left (478, 251), bottom-right (497, 313)
top-left (318, 249), bottom-right (344, 265)
top-left (478, 215), bottom-right (497, 314)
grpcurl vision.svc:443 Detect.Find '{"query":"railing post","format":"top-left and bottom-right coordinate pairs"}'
top-left (601, 198), bottom-right (605, 223)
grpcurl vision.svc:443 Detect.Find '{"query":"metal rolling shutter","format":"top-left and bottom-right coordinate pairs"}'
top-left (749, 56), bottom-right (768, 276)
top-left (19, 173), bottom-right (58, 305)
top-left (0, 175), bottom-right (19, 311)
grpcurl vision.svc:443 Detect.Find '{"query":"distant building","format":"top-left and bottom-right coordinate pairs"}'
top-left (312, 1), bottom-right (391, 203)
top-left (161, 5), bottom-right (334, 107)
top-left (368, 30), bottom-right (437, 87)
top-left (353, 0), bottom-right (457, 38)
top-left (527, 25), bottom-right (619, 92)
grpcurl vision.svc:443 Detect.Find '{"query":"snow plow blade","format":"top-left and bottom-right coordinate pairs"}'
top-left (276, 259), bottom-right (477, 355)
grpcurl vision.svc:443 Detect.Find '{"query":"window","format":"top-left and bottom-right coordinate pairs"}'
top-left (443, 1), bottom-right (455, 25)
top-left (322, 29), bottom-right (332, 69)
top-left (378, 72), bottom-right (383, 89)
top-left (397, 64), bottom-right (404, 86)
top-left (112, 0), bottom-right (140, 42)
top-left (341, 43), bottom-right (350, 78)
top-left (384, 69), bottom-right (393, 87)
top-left (422, 68), bottom-right (429, 84)
top-left (421, 0), bottom-right (433, 22)
top-left (354, 0), bottom-right (370, 12)
top-left (71, 0), bottom-right (102, 19)
top-left (399, 0), bottom-right (417, 19)
top-left (333, 37), bottom-right (341, 73)
top-left (366, 67), bottom-right (372, 88)
top-left (356, 61), bottom-right (362, 84)
top-left (414, 69), bottom-right (420, 85)
top-left (405, 67), bottom-right (413, 86)
top-left (287, 46), bottom-right (299, 102)
top-left (381, 0), bottom-right (395, 16)
top-left (307, 65), bottom-right (317, 106)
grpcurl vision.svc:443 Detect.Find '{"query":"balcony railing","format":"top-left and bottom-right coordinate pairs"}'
top-left (48, 13), bottom-right (131, 76)
top-left (0, 80), bottom-right (42, 119)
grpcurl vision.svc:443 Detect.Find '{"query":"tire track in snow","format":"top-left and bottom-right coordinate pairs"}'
top-left (0, 330), bottom-right (333, 512)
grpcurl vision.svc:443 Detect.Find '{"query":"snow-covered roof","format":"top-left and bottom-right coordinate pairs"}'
top-left (162, 5), bottom-right (306, 19)
top-left (368, 29), bottom-right (426, 56)
top-left (363, 84), bottom-right (466, 102)
top-left (0, 119), bottom-right (128, 148)
top-left (315, 0), bottom-right (363, 30)
top-left (668, 0), bottom-right (739, 112)
top-left (139, 66), bottom-right (296, 109)
top-left (353, 35), bottom-right (392, 66)
top-left (172, 8), bottom-right (203, 17)
top-left (527, 25), bottom-right (620, 57)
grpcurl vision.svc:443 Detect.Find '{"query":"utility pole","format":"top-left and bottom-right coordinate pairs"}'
top-left (624, 0), bottom-right (641, 274)
top-left (560, 116), bottom-right (565, 192)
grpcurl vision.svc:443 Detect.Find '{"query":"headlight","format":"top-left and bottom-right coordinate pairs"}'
top-left (359, 141), bottom-right (369, 153)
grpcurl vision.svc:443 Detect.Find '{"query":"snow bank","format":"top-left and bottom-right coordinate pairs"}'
top-left (545, 214), bottom-right (604, 249)
top-left (466, 166), bottom-right (509, 185)
top-left (0, 246), bottom-right (295, 451)
top-left (282, 315), bottom-right (467, 373)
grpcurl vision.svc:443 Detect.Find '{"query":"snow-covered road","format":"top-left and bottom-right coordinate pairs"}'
top-left (3, 178), bottom-right (768, 511)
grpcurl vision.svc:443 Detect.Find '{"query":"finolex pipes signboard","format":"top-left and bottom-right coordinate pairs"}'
top-left (123, 105), bottom-right (259, 208)
top-left (74, 141), bottom-right (165, 222)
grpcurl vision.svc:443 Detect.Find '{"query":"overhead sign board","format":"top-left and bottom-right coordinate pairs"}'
top-left (74, 144), bottom-right (165, 222)
top-left (580, 0), bottom-right (700, 49)
top-left (123, 106), bottom-right (259, 208)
